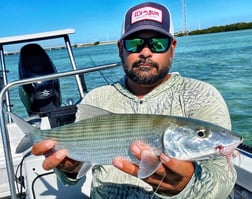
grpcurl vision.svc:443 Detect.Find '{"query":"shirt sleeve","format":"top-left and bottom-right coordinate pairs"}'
top-left (54, 168), bottom-right (80, 186)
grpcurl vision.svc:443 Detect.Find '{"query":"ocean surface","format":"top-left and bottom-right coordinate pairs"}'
top-left (3, 29), bottom-right (252, 146)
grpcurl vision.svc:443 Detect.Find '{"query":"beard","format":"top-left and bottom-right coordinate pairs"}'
top-left (123, 59), bottom-right (170, 85)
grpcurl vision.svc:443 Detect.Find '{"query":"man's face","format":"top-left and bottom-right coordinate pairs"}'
top-left (119, 30), bottom-right (176, 86)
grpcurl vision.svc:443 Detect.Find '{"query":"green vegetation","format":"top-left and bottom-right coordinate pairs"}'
top-left (94, 41), bottom-right (100, 45)
top-left (177, 22), bottom-right (252, 36)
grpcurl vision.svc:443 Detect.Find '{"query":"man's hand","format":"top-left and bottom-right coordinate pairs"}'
top-left (112, 141), bottom-right (194, 195)
top-left (32, 140), bottom-right (82, 174)
top-left (33, 140), bottom-right (194, 195)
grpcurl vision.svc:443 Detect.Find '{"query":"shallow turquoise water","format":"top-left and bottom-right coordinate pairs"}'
top-left (4, 29), bottom-right (252, 146)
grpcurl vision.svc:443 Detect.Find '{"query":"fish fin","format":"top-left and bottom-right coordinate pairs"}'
top-left (7, 112), bottom-right (35, 153)
top-left (16, 134), bottom-right (33, 153)
top-left (138, 149), bottom-right (162, 179)
top-left (7, 112), bottom-right (34, 135)
top-left (76, 104), bottom-right (111, 121)
top-left (76, 162), bottom-right (93, 179)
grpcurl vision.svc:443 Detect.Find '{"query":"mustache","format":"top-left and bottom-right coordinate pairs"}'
top-left (132, 59), bottom-right (159, 68)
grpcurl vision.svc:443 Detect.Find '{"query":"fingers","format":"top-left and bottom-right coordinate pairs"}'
top-left (42, 150), bottom-right (68, 170)
top-left (113, 141), bottom-right (194, 194)
top-left (32, 140), bottom-right (68, 170)
top-left (129, 140), bottom-right (152, 159)
top-left (129, 141), bottom-right (194, 177)
top-left (113, 141), bottom-right (165, 178)
top-left (112, 157), bottom-right (138, 176)
top-left (32, 140), bottom-right (55, 155)
top-left (160, 153), bottom-right (194, 178)
top-left (112, 141), bottom-right (156, 177)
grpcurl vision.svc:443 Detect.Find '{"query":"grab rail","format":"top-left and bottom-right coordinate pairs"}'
top-left (0, 62), bottom-right (121, 199)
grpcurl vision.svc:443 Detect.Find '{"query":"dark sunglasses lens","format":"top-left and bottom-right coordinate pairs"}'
top-left (124, 38), bottom-right (172, 53)
top-left (150, 38), bottom-right (171, 52)
top-left (124, 38), bottom-right (144, 53)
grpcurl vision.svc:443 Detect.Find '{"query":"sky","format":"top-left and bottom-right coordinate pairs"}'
top-left (1, 0), bottom-right (252, 47)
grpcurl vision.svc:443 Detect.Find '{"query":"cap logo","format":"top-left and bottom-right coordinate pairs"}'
top-left (131, 6), bottom-right (162, 24)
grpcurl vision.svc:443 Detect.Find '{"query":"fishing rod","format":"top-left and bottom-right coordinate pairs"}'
top-left (88, 55), bottom-right (117, 85)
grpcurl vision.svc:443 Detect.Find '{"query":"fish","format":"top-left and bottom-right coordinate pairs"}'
top-left (8, 104), bottom-right (243, 179)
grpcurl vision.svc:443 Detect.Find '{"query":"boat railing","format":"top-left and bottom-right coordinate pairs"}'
top-left (0, 62), bottom-right (121, 199)
top-left (0, 29), bottom-right (121, 199)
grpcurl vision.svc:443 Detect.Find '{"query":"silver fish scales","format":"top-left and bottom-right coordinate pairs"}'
top-left (9, 104), bottom-right (242, 178)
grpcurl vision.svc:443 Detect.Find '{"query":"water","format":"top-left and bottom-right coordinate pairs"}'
top-left (3, 29), bottom-right (252, 146)
top-left (173, 29), bottom-right (252, 146)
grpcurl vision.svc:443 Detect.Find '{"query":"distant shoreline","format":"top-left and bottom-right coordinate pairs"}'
top-left (73, 41), bottom-right (117, 48)
top-left (176, 22), bottom-right (252, 36)
top-left (4, 22), bottom-right (252, 55)
top-left (4, 41), bottom-right (117, 56)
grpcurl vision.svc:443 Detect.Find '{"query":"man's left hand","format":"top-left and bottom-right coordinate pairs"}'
top-left (112, 141), bottom-right (194, 195)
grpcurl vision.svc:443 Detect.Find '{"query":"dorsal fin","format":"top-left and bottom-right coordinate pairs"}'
top-left (76, 104), bottom-right (112, 121)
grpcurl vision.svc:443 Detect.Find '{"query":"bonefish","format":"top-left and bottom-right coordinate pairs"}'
top-left (9, 104), bottom-right (242, 179)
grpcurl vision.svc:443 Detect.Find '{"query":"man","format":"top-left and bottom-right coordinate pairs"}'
top-left (32, 2), bottom-right (236, 198)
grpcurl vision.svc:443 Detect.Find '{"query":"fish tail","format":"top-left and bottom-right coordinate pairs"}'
top-left (7, 112), bottom-right (35, 153)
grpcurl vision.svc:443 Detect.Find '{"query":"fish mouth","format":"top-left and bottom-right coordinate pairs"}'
top-left (216, 142), bottom-right (242, 156)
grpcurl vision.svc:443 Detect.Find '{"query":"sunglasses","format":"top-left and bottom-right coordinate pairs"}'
top-left (123, 37), bottom-right (172, 53)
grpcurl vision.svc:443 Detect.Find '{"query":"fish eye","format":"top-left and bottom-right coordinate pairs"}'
top-left (196, 129), bottom-right (207, 138)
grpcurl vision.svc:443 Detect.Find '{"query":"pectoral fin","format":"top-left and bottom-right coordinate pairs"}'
top-left (76, 162), bottom-right (93, 179)
top-left (138, 149), bottom-right (161, 179)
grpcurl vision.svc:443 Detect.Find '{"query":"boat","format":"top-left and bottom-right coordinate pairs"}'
top-left (0, 29), bottom-right (251, 199)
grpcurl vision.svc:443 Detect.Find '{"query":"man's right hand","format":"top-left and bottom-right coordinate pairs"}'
top-left (32, 140), bottom-right (82, 175)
